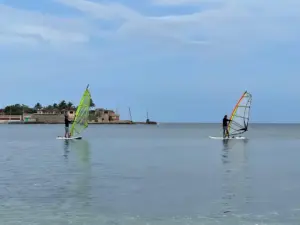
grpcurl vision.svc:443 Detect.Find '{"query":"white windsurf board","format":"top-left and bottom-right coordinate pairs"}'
top-left (56, 136), bottom-right (82, 140)
top-left (209, 136), bottom-right (246, 140)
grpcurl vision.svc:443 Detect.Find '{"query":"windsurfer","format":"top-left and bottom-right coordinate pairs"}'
top-left (64, 113), bottom-right (72, 138)
top-left (222, 115), bottom-right (231, 138)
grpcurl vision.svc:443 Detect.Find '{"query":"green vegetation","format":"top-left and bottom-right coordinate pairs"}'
top-left (90, 98), bottom-right (95, 108)
top-left (2, 98), bottom-right (96, 115)
top-left (3, 104), bottom-right (36, 115)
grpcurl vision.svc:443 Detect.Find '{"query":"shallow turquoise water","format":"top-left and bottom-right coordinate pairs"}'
top-left (0, 123), bottom-right (300, 224)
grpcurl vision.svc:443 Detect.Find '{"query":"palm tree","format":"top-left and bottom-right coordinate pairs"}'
top-left (46, 105), bottom-right (53, 110)
top-left (58, 100), bottom-right (67, 110)
top-left (34, 103), bottom-right (42, 110)
top-left (67, 101), bottom-right (73, 109)
top-left (90, 98), bottom-right (95, 108)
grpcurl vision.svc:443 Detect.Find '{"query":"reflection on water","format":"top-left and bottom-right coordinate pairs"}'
top-left (221, 139), bottom-right (250, 215)
top-left (62, 140), bottom-right (92, 208)
top-left (63, 140), bottom-right (70, 159)
top-left (63, 140), bottom-right (90, 163)
top-left (73, 140), bottom-right (91, 165)
top-left (73, 140), bottom-right (92, 208)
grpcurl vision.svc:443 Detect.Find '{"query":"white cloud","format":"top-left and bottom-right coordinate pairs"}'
top-left (55, 0), bottom-right (141, 21)
top-left (56, 0), bottom-right (209, 44)
top-left (1, 0), bottom-right (300, 51)
top-left (152, 0), bottom-right (222, 5)
top-left (0, 35), bottom-right (38, 46)
top-left (0, 4), bottom-right (91, 46)
top-left (152, 0), bottom-right (300, 13)
top-left (15, 25), bottom-right (89, 43)
top-left (54, 0), bottom-right (300, 49)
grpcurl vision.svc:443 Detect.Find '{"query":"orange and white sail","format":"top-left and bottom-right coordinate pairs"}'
top-left (227, 91), bottom-right (252, 136)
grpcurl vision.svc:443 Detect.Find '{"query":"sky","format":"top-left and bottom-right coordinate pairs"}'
top-left (1, 0), bottom-right (300, 123)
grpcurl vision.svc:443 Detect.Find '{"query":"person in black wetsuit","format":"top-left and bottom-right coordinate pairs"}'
top-left (64, 113), bottom-right (72, 138)
top-left (222, 115), bottom-right (231, 138)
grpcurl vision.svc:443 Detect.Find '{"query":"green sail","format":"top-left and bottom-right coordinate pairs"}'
top-left (70, 85), bottom-right (91, 137)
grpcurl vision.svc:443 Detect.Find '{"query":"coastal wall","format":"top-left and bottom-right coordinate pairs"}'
top-left (32, 114), bottom-right (63, 123)
top-left (23, 113), bottom-right (36, 122)
top-left (21, 113), bottom-right (120, 124)
top-left (0, 115), bottom-right (22, 121)
top-left (0, 108), bottom-right (154, 125)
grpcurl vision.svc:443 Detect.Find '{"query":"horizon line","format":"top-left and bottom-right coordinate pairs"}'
top-left (157, 122), bottom-right (300, 124)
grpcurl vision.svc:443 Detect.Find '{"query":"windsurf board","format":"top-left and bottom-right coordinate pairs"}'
top-left (56, 136), bottom-right (82, 140)
top-left (209, 136), bottom-right (246, 140)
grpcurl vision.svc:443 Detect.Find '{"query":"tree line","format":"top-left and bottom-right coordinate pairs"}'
top-left (2, 99), bottom-right (96, 115)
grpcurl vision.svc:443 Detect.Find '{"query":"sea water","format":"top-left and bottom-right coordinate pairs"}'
top-left (0, 123), bottom-right (300, 224)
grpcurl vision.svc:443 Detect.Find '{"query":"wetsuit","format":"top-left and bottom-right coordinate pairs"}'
top-left (223, 117), bottom-right (231, 137)
top-left (65, 116), bottom-right (70, 136)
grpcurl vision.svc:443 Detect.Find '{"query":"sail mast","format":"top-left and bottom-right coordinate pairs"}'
top-left (128, 107), bottom-right (132, 122)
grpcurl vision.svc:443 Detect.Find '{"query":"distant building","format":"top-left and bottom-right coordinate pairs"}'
top-left (94, 108), bottom-right (120, 122)
top-left (0, 107), bottom-right (120, 124)
top-left (33, 108), bottom-right (76, 123)
top-left (0, 115), bottom-right (22, 122)
top-left (36, 108), bottom-right (61, 115)
top-left (0, 109), bottom-right (22, 122)
top-left (36, 108), bottom-right (75, 115)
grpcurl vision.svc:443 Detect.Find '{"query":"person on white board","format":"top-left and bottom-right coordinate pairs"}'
top-left (222, 115), bottom-right (231, 138)
top-left (64, 112), bottom-right (73, 138)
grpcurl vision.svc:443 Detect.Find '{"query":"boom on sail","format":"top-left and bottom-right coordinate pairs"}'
top-left (70, 85), bottom-right (91, 138)
top-left (227, 91), bottom-right (252, 137)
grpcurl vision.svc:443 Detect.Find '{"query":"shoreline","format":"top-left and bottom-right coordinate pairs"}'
top-left (2, 121), bottom-right (298, 125)
top-left (0, 121), bottom-right (158, 125)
